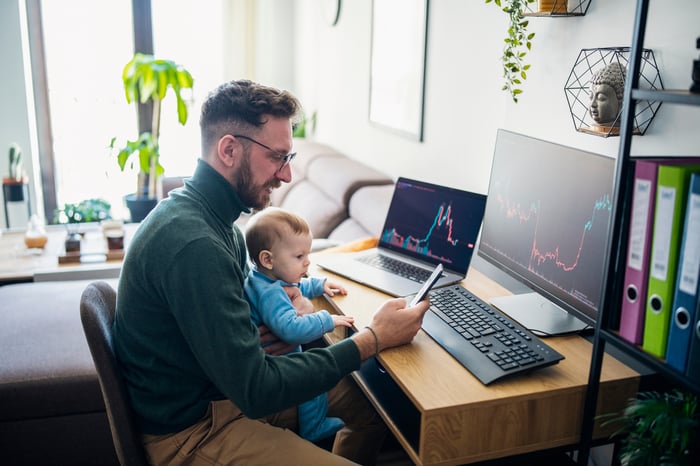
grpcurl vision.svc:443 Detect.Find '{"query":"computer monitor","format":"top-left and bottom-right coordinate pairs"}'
top-left (477, 129), bottom-right (615, 336)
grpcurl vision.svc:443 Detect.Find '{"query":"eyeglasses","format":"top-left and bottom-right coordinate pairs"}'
top-left (233, 134), bottom-right (296, 172)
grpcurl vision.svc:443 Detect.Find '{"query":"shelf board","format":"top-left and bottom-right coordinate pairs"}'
top-left (600, 329), bottom-right (700, 393)
top-left (632, 88), bottom-right (700, 106)
top-left (522, 12), bottom-right (585, 17)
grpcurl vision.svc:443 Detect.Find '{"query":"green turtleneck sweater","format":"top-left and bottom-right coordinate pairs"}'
top-left (113, 159), bottom-right (360, 434)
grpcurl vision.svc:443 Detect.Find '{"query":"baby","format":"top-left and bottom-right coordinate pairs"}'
top-left (244, 207), bottom-right (354, 442)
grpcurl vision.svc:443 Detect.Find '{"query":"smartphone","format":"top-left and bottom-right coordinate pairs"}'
top-left (409, 263), bottom-right (444, 306)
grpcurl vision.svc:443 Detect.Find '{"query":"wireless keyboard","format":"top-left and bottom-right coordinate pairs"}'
top-left (421, 284), bottom-right (565, 385)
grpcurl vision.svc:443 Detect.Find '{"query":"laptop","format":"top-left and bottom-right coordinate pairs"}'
top-left (316, 177), bottom-right (487, 297)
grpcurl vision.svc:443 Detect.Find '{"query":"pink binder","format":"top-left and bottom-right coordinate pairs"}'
top-left (619, 160), bottom-right (659, 344)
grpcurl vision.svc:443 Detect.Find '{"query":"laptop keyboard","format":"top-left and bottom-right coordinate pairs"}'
top-left (356, 254), bottom-right (433, 283)
top-left (421, 284), bottom-right (565, 385)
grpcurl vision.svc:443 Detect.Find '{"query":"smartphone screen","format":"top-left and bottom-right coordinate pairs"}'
top-left (409, 263), bottom-right (443, 306)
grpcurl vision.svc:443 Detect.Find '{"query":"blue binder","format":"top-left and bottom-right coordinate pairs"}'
top-left (666, 173), bottom-right (700, 372)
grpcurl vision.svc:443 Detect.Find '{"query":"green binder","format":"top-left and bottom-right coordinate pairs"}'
top-left (643, 163), bottom-right (700, 358)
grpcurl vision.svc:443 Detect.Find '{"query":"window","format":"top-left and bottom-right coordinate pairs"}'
top-left (37, 0), bottom-right (135, 220)
top-left (31, 0), bottom-right (227, 221)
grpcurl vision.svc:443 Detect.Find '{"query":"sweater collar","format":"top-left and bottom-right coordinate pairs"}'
top-left (187, 159), bottom-right (250, 225)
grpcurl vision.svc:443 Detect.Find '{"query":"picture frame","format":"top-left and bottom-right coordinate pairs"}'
top-left (369, 0), bottom-right (429, 141)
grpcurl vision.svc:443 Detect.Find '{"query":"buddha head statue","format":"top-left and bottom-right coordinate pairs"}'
top-left (589, 62), bottom-right (627, 126)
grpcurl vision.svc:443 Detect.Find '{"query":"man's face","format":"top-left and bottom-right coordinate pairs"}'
top-left (231, 117), bottom-right (293, 210)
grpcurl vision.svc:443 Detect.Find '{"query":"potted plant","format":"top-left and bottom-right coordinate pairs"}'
top-left (484, 0), bottom-right (537, 103)
top-left (110, 53), bottom-right (194, 222)
top-left (3, 143), bottom-right (27, 202)
top-left (54, 198), bottom-right (113, 225)
top-left (54, 198), bottom-right (113, 252)
top-left (600, 389), bottom-right (699, 465)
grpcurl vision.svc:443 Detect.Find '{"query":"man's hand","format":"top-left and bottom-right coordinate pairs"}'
top-left (259, 324), bottom-right (297, 356)
top-left (284, 286), bottom-right (314, 315)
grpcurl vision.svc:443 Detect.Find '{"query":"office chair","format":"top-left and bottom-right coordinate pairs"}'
top-left (80, 281), bottom-right (150, 466)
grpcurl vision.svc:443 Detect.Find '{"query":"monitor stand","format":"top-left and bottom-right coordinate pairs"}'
top-left (489, 293), bottom-right (590, 337)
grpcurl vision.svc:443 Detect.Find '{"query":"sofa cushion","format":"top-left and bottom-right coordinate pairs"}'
top-left (304, 156), bottom-right (392, 208)
top-left (278, 180), bottom-right (346, 238)
top-left (0, 279), bottom-right (117, 421)
top-left (271, 140), bottom-right (346, 206)
top-left (329, 184), bottom-right (395, 242)
top-left (267, 140), bottom-right (392, 238)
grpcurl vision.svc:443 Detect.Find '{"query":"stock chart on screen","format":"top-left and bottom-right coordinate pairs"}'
top-left (379, 179), bottom-right (486, 272)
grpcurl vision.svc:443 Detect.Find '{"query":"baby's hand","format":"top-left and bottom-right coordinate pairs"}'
top-left (324, 281), bottom-right (348, 297)
top-left (332, 314), bottom-right (355, 328)
top-left (284, 286), bottom-right (315, 315)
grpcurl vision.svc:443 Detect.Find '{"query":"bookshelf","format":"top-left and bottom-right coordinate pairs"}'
top-left (578, 0), bottom-right (700, 464)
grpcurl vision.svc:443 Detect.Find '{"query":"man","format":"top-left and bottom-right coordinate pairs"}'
top-left (113, 79), bottom-right (430, 466)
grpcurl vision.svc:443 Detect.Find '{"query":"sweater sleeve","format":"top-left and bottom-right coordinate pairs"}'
top-left (299, 276), bottom-right (326, 298)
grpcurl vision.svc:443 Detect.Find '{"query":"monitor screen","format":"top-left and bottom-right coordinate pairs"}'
top-left (477, 129), bottom-right (615, 334)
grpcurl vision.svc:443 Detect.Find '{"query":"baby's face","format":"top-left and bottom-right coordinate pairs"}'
top-left (268, 232), bottom-right (313, 284)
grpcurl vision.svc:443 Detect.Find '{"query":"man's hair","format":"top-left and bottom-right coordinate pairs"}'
top-left (200, 79), bottom-right (302, 153)
top-left (590, 62), bottom-right (627, 103)
top-left (245, 207), bottom-right (311, 267)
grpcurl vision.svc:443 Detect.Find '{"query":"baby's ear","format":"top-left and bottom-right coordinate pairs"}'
top-left (259, 250), bottom-right (274, 270)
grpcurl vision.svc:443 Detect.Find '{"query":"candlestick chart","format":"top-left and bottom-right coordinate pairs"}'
top-left (379, 180), bottom-right (486, 271)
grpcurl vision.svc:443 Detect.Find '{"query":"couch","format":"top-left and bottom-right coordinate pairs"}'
top-left (0, 140), bottom-right (395, 465)
top-left (0, 279), bottom-right (120, 466)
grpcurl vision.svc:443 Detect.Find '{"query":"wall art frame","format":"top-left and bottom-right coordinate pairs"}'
top-left (369, 0), bottom-right (429, 142)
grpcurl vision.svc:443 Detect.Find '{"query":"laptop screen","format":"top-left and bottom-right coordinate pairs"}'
top-left (378, 177), bottom-right (487, 273)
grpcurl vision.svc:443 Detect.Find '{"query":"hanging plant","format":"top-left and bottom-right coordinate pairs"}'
top-left (485, 0), bottom-right (537, 103)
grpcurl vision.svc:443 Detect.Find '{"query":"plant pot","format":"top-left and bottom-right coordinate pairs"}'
top-left (2, 177), bottom-right (28, 202)
top-left (64, 232), bottom-right (82, 253)
top-left (124, 194), bottom-right (158, 223)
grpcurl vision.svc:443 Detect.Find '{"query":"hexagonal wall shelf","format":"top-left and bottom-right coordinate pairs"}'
top-left (564, 47), bottom-right (663, 137)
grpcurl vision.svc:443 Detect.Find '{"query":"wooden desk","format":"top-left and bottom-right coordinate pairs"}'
top-left (0, 223), bottom-right (137, 284)
top-left (312, 256), bottom-right (639, 466)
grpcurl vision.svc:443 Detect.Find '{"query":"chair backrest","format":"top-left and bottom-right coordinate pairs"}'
top-left (80, 281), bottom-right (149, 466)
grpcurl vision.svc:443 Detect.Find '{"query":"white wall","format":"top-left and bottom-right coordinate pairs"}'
top-left (2, 0), bottom-right (699, 227)
top-left (0, 0), bottom-right (37, 228)
top-left (293, 0), bottom-right (700, 195)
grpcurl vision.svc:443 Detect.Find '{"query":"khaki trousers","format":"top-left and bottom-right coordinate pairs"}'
top-left (142, 376), bottom-right (388, 466)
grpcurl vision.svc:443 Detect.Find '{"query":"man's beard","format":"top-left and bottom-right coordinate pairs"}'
top-left (233, 151), bottom-right (280, 210)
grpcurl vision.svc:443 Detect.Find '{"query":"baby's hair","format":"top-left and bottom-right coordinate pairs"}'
top-left (245, 207), bottom-right (311, 267)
